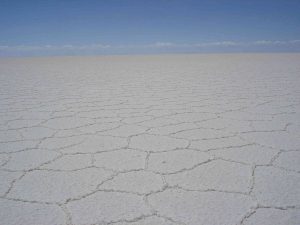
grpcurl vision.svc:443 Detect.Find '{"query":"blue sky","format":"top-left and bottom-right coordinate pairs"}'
top-left (0, 0), bottom-right (300, 56)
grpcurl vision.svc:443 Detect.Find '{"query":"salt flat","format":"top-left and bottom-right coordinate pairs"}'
top-left (0, 54), bottom-right (300, 225)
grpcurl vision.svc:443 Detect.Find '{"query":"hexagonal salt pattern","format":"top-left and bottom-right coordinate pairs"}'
top-left (242, 208), bottom-right (300, 225)
top-left (1, 54), bottom-right (300, 225)
top-left (148, 189), bottom-right (255, 225)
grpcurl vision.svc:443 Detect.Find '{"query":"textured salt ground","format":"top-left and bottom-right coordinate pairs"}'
top-left (0, 54), bottom-right (300, 225)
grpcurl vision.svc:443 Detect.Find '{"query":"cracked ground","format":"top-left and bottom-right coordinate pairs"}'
top-left (0, 54), bottom-right (300, 225)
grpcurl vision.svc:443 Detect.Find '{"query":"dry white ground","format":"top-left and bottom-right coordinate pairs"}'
top-left (0, 54), bottom-right (300, 225)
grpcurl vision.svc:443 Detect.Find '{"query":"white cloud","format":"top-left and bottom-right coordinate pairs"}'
top-left (195, 41), bottom-right (241, 47)
top-left (0, 44), bottom-right (110, 52)
top-left (253, 40), bottom-right (285, 45)
top-left (152, 42), bottom-right (175, 47)
top-left (61, 44), bottom-right (110, 50)
top-left (290, 40), bottom-right (300, 44)
top-left (253, 40), bottom-right (300, 45)
top-left (62, 44), bottom-right (74, 49)
top-left (0, 45), bottom-right (9, 50)
top-left (1, 40), bottom-right (300, 55)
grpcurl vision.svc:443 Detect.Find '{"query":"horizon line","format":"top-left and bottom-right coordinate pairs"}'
top-left (1, 39), bottom-right (300, 57)
top-left (1, 51), bottom-right (300, 59)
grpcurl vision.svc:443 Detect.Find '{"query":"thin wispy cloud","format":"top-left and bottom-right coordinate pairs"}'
top-left (60, 44), bottom-right (111, 50)
top-left (149, 40), bottom-right (300, 48)
top-left (0, 44), bottom-right (110, 51)
top-left (253, 40), bottom-right (300, 45)
top-left (151, 42), bottom-right (175, 47)
top-left (1, 40), bottom-right (300, 56)
top-left (195, 41), bottom-right (241, 47)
